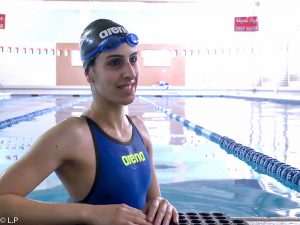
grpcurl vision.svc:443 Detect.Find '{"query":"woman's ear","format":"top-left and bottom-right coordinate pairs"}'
top-left (85, 68), bottom-right (95, 84)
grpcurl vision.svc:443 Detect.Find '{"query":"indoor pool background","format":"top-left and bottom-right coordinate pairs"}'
top-left (0, 95), bottom-right (300, 217)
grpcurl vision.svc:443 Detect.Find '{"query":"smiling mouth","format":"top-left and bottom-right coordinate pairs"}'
top-left (117, 83), bottom-right (135, 91)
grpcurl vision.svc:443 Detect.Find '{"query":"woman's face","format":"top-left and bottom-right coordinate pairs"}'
top-left (88, 43), bottom-right (139, 106)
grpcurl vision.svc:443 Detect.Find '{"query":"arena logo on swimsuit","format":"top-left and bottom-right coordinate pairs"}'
top-left (99, 26), bottom-right (128, 39)
top-left (121, 151), bottom-right (146, 166)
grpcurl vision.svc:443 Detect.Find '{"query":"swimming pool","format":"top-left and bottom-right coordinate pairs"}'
top-left (0, 94), bottom-right (300, 217)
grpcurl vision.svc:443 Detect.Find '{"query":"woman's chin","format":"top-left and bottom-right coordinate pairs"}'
top-left (120, 95), bottom-right (136, 106)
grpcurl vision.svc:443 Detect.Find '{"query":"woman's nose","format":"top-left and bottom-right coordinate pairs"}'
top-left (123, 61), bottom-right (138, 79)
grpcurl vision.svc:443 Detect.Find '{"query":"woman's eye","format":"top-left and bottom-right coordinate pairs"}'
top-left (130, 56), bottom-right (138, 64)
top-left (108, 58), bottom-right (121, 67)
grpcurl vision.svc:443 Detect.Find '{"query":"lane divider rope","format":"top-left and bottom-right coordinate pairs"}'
top-left (0, 96), bottom-right (92, 130)
top-left (140, 96), bottom-right (300, 192)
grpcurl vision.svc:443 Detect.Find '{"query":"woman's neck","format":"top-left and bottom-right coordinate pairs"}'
top-left (87, 100), bottom-right (129, 131)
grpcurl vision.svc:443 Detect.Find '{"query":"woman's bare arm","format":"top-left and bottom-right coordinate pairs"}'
top-left (0, 118), bottom-right (86, 225)
top-left (0, 117), bottom-right (153, 225)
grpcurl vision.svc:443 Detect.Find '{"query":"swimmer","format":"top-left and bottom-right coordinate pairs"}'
top-left (0, 19), bottom-right (179, 225)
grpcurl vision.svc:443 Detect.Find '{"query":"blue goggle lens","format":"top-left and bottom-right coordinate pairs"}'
top-left (125, 33), bottom-right (139, 46)
top-left (83, 33), bottom-right (139, 61)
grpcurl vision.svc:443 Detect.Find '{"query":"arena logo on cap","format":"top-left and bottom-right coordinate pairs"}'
top-left (99, 26), bottom-right (128, 39)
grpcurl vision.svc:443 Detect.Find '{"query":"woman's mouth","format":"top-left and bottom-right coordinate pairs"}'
top-left (117, 83), bottom-right (135, 93)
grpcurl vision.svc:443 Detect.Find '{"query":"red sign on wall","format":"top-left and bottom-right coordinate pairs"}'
top-left (234, 16), bottom-right (258, 32)
top-left (0, 14), bottom-right (6, 29)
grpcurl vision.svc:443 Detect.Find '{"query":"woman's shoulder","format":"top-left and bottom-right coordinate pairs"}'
top-left (129, 115), bottom-right (152, 148)
top-left (53, 116), bottom-right (88, 134)
top-left (129, 115), bottom-right (146, 132)
top-left (39, 116), bottom-right (90, 149)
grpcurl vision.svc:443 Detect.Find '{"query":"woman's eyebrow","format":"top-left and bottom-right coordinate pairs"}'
top-left (130, 51), bottom-right (138, 57)
top-left (105, 54), bottom-right (123, 59)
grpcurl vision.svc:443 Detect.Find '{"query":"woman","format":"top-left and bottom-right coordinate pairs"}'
top-left (0, 19), bottom-right (178, 225)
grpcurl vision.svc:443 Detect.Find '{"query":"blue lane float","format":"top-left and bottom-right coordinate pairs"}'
top-left (0, 96), bottom-right (92, 130)
top-left (140, 96), bottom-right (300, 193)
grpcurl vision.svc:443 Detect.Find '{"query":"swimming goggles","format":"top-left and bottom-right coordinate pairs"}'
top-left (82, 33), bottom-right (139, 61)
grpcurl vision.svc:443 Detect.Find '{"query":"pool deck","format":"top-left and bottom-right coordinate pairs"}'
top-left (1, 86), bottom-right (300, 104)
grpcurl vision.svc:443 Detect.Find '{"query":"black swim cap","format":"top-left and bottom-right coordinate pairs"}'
top-left (79, 19), bottom-right (129, 71)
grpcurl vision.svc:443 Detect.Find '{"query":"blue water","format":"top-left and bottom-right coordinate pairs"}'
top-left (1, 95), bottom-right (300, 217)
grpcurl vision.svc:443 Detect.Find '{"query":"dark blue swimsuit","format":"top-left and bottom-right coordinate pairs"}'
top-left (79, 116), bottom-right (152, 210)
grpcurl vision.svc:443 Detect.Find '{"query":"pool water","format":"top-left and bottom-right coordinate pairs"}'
top-left (145, 96), bottom-right (300, 169)
top-left (1, 95), bottom-right (300, 217)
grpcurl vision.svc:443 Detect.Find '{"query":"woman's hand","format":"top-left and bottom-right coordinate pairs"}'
top-left (144, 197), bottom-right (178, 225)
top-left (84, 203), bottom-right (153, 225)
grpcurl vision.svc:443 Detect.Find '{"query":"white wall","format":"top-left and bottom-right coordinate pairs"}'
top-left (0, 0), bottom-right (300, 87)
top-left (0, 52), bottom-right (55, 86)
